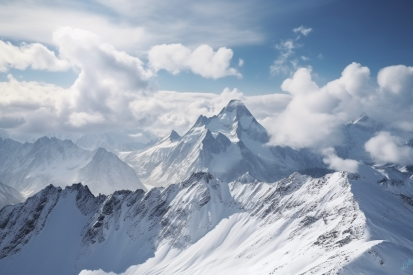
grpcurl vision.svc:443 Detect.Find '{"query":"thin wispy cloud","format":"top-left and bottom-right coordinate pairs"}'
top-left (293, 25), bottom-right (312, 36)
top-left (270, 25), bottom-right (315, 76)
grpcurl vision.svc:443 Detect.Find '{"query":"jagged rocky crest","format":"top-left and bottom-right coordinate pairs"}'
top-left (1, 167), bottom-right (412, 275)
top-left (122, 100), bottom-right (328, 187)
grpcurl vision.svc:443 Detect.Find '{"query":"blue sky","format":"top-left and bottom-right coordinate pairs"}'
top-left (1, 0), bottom-right (412, 95)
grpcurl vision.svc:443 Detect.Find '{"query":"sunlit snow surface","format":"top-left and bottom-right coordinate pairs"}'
top-left (0, 137), bottom-right (146, 197)
top-left (0, 165), bottom-right (412, 275)
top-left (121, 100), bottom-right (326, 187)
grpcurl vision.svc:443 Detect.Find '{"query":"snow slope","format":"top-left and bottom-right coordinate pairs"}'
top-left (0, 137), bottom-right (146, 197)
top-left (0, 167), bottom-right (412, 275)
top-left (122, 100), bottom-right (327, 187)
top-left (0, 182), bottom-right (24, 209)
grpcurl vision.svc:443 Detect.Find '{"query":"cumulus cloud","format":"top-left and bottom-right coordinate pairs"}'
top-left (293, 25), bottom-right (312, 36)
top-left (238, 58), bottom-right (244, 67)
top-left (365, 132), bottom-right (413, 166)
top-left (2, 26), bottom-right (413, 161)
top-left (322, 148), bottom-right (359, 173)
top-left (148, 43), bottom-right (241, 79)
top-left (0, 40), bottom-right (69, 72)
top-left (263, 62), bottom-right (413, 151)
top-left (0, 27), bottom-right (250, 137)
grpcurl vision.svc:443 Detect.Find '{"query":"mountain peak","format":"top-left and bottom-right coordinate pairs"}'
top-left (169, 130), bottom-right (181, 142)
top-left (353, 112), bottom-right (370, 124)
top-left (350, 111), bottom-right (382, 131)
top-left (219, 99), bottom-right (251, 117)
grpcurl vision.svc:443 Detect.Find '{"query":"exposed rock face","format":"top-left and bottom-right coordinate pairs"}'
top-left (0, 167), bottom-right (411, 275)
top-left (122, 100), bottom-right (326, 187)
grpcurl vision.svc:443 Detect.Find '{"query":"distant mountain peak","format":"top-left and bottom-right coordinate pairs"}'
top-left (159, 130), bottom-right (182, 143)
top-left (169, 130), bottom-right (181, 142)
top-left (350, 112), bottom-right (382, 131)
top-left (218, 99), bottom-right (252, 117)
top-left (353, 112), bottom-right (370, 124)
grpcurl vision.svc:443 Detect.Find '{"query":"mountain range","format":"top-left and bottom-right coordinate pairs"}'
top-left (121, 100), bottom-right (328, 187)
top-left (0, 137), bottom-right (146, 198)
top-left (0, 99), bottom-right (413, 274)
top-left (0, 165), bottom-right (412, 274)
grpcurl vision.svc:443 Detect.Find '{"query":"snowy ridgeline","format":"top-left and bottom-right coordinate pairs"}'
top-left (121, 100), bottom-right (328, 187)
top-left (0, 166), bottom-right (412, 275)
top-left (0, 136), bottom-right (146, 198)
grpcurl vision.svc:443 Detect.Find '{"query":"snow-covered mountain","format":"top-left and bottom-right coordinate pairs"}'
top-left (336, 112), bottom-right (413, 165)
top-left (0, 137), bottom-right (146, 197)
top-left (335, 113), bottom-right (384, 164)
top-left (0, 182), bottom-right (24, 209)
top-left (0, 167), bottom-right (412, 275)
top-left (0, 129), bottom-right (156, 153)
top-left (122, 100), bottom-right (327, 187)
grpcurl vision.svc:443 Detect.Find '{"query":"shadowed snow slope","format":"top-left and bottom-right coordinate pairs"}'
top-left (0, 182), bottom-right (24, 209)
top-left (0, 168), bottom-right (412, 275)
top-left (122, 99), bottom-right (326, 187)
top-left (0, 137), bottom-right (145, 197)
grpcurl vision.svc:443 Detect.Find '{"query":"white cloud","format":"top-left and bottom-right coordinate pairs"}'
top-left (0, 27), bottom-right (249, 136)
top-left (293, 25), bottom-right (312, 36)
top-left (1, 26), bottom-right (413, 157)
top-left (148, 43), bottom-right (241, 79)
top-left (0, 41), bottom-right (69, 72)
top-left (270, 39), bottom-right (299, 75)
top-left (238, 58), bottom-right (244, 67)
top-left (264, 62), bottom-right (407, 150)
top-left (0, 25), bottom-right (284, 136)
top-left (365, 132), bottom-right (413, 166)
top-left (322, 148), bottom-right (359, 173)
top-left (270, 25), bottom-right (314, 76)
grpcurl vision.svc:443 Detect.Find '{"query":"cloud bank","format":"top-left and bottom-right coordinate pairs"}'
top-left (0, 27), bottom-right (245, 135)
top-left (263, 62), bottom-right (413, 152)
